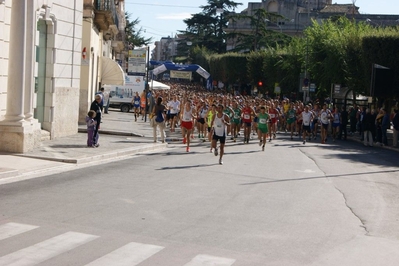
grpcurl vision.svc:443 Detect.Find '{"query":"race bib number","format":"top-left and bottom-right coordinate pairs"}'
top-left (260, 118), bottom-right (267, 124)
top-left (134, 101), bottom-right (139, 105)
top-left (270, 114), bottom-right (275, 118)
top-left (244, 114), bottom-right (250, 119)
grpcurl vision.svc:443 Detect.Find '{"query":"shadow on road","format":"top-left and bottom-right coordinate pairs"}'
top-left (157, 163), bottom-right (218, 170)
top-left (240, 169), bottom-right (399, 186)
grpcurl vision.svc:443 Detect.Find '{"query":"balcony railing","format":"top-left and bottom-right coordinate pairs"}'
top-left (94, 0), bottom-right (119, 31)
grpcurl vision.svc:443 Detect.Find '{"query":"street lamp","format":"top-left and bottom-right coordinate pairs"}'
top-left (366, 18), bottom-right (380, 26)
top-left (186, 41), bottom-right (192, 64)
top-left (265, 19), bottom-right (282, 33)
top-left (291, 19), bottom-right (310, 102)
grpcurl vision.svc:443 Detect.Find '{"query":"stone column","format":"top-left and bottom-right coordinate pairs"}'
top-left (3, 0), bottom-right (26, 123)
top-left (0, 0), bottom-right (41, 153)
top-left (24, 0), bottom-right (35, 121)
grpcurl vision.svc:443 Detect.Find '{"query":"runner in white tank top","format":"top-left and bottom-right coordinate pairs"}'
top-left (211, 104), bottom-right (230, 165)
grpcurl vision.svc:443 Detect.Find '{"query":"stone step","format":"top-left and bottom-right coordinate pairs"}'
top-left (40, 130), bottom-right (50, 142)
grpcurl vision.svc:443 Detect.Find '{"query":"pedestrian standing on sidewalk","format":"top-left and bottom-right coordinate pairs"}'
top-left (95, 88), bottom-right (105, 112)
top-left (375, 108), bottom-right (383, 145)
top-left (359, 107), bottom-right (366, 141)
top-left (103, 89), bottom-right (110, 114)
top-left (86, 110), bottom-right (97, 147)
top-left (392, 109), bottom-right (399, 147)
top-left (340, 106), bottom-right (348, 140)
top-left (349, 106), bottom-right (357, 135)
top-left (90, 94), bottom-right (102, 147)
top-left (381, 108), bottom-right (390, 146)
top-left (362, 108), bottom-right (374, 147)
top-left (151, 97), bottom-right (166, 143)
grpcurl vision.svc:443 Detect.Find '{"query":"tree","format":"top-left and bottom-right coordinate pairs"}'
top-left (179, 0), bottom-right (242, 54)
top-left (125, 12), bottom-right (152, 49)
top-left (228, 8), bottom-right (287, 52)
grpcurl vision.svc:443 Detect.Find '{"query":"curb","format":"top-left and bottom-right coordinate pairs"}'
top-left (15, 143), bottom-right (168, 164)
top-left (0, 168), bottom-right (19, 179)
top-left (347, 136), bottom-right (399, 152)
top-left (0, 143), bottom-right (168, 180)
top-left (78, 128), bottom-right (144, 137)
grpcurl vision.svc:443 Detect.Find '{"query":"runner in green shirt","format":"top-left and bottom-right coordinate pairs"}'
top-left (286, 102), bottom-right (297, 140)
top-left (231, 101), bottom-right (241, 142)
top-left (257, 106), bottom-right (269, 151)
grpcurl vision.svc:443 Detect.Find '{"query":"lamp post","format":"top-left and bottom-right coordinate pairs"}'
top-left (186, 41), bottom-right (192, 64)
top-left (366, 18), bottom-right (381, 27)
top-left (291, 18), bottom-right (310, 102)
top-left (304, 34), bottom-right (309, 103)
top-left (265, 19), bottom-right (282, 33)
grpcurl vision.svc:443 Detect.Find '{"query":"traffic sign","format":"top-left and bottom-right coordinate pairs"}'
top-left (310, 83), bottom-right (316, 92)
top-left (334, 84), bottom-right (341, 94)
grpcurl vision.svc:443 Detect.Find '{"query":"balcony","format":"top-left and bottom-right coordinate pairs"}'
top-left (111, 32), bottom-right (125, 52)
top-left (94, 0), bottom-right (119, 33)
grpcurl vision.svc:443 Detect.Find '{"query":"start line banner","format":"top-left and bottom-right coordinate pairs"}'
top-left (170, 70), bottom-right (192, 80)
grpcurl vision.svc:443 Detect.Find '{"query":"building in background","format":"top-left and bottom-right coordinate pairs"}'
top-left (226, 0), bottom-right (399, 51)
top-left (152, 36), bottom-right (178, 61)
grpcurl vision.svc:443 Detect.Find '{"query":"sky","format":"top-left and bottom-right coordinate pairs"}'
top-left (124, 0), bottom-right (399, 48)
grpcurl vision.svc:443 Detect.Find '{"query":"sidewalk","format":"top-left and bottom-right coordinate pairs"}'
top-left (0, 110), bottom-right (170, 182)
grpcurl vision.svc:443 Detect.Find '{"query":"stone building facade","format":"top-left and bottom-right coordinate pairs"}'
top-left (0, 0), bottom-right (125, 153)
top-left (0, 0), bottom-right (83, 152)
top-left (226, 0), bottom-right (399, 51)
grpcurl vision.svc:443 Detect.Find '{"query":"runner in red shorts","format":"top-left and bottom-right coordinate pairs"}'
top-left (180, 100), bottom-right (196, 152)
top-left (241, 101), bottom-right (255, 144)
top-left (268, 103), bottom-right (278, 141)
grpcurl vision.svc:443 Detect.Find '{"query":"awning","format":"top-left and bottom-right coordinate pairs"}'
top-left (151, 80), bottom-right (170, 90)
top-left (101, 57), bottom-right (125, 85)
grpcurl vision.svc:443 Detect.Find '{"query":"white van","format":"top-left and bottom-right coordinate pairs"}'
top-left (103, 85), bottom-right (142, 112)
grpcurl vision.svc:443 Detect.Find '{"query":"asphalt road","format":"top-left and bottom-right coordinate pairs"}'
top-left (1, 136), bottom-right (399, 265)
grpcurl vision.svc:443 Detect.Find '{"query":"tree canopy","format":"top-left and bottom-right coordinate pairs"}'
top-left (179, 0), bottom-right (243, 54)
top-left (125, 12), bottom-right (152, 49)
top-left (199, 16), bottom-right (399, 101)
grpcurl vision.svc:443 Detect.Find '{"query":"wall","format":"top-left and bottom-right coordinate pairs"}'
top-left (36, 0), bottom-right (83, 137)
top-left (79, 3), bottom-right (101, 124)
top-left (0, 0), bottom-right (10, 119)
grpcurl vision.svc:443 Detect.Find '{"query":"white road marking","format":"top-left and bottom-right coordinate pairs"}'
top-left (85, 242), bottom-right (164, 266)
top-left (0, 223), bottom-right (39, 241)
top-left (0, 231), bottom-right (98, 266)
top-left (183, 254), bottom-right (236, 266)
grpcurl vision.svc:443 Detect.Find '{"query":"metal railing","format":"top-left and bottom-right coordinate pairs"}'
top-left (95, 0), bottom-right (119, 28)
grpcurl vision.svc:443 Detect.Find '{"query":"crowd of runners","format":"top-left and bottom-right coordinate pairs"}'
top-left (130, 81), bottom-right (398, 164)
